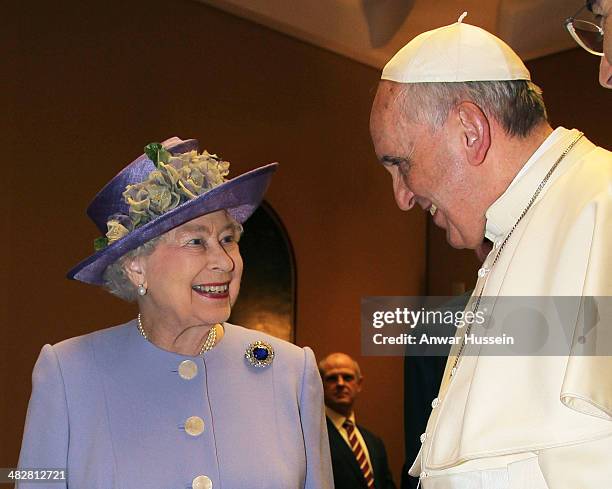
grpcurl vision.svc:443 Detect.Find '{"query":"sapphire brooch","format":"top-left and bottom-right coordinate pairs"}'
top-left (245, 341), bottom-right (275, 367)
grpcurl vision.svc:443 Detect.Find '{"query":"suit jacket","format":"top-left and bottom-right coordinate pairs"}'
top-left (326, 416), bottom-right (396, 489)
top-left (18, 321), bottom-right (334, 489)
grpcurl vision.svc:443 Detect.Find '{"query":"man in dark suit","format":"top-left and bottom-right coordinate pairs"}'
top-left (319, 353), bottom-right (396, 489)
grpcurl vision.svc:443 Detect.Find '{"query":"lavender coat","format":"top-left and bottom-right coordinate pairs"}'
top-left (18, 321), bottom-right (333, 489)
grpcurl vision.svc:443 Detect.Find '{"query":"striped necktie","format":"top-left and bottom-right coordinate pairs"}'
top-left (343, 418), bottom-right (375, 489)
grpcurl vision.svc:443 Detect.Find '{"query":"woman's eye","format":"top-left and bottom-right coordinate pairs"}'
top-left (187, 238), bottom-right (204, 246)
top-left (220, 235), bottom-right (235, 245)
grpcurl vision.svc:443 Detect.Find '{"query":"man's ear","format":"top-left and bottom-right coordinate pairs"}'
top-left (457, 101), bottom-right (491, 166)
top-left (123, 256), bottom-right (146, 288)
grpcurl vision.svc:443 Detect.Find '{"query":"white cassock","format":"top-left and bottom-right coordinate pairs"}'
top-left (410, 127), bottom-right (612, 488)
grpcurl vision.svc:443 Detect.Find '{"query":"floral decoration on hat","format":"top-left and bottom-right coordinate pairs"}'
top-left (94, 143), bottom-right (231, 251)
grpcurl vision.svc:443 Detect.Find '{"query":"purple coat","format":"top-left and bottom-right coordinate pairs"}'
top-left (18, 321), bottom-right (333, 489)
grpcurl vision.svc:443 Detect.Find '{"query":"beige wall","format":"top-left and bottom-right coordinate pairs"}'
top-left (4, 0), bottom-right (611, 485)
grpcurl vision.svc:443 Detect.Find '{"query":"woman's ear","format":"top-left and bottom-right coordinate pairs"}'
top-left (123, 256), bottom-right (146, 288)
top-left (457, 101), bottom-right (491, 166)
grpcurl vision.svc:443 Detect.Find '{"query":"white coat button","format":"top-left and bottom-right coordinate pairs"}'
top-left (477, 267), bottom-right (489, 278)
top-left (178, 360), bottom-right (198, 380)
top-left (192, 475), bottom-right (212, 489)
top-left (431, 397), bottom-right (440, 409)
top-left (185, 416), bottom-right (205, 436)
top-left (420, 432), bottom-right (428, 443)
top-left (420, 471), bottom-right (428, 478)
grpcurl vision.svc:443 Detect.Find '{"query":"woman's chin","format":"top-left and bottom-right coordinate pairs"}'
top-left (195, 310), bottom-right (231, 326)
top-left (187, 300), bottom-right (232, 326)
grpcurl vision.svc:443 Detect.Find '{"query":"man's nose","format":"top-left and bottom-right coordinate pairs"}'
top-left (392, 171), bottom-right (416, 210)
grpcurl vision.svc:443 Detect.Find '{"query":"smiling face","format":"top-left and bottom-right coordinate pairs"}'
top-left (369, 81), bottom-right (487, 249)
top-left (129, 210), bottom-right (243, 330)
top-left (592, 0), bottom-right (612, 87)
top-left (320, 353), bottom-right (362, 417)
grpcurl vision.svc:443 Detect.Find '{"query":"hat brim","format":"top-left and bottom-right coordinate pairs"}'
top-left (67, 162), bottom-right (278, 285)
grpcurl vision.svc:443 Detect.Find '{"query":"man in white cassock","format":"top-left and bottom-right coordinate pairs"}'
top-left (369, 12), bottom-right (612, 489)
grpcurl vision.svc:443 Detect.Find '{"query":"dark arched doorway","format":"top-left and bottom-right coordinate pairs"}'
top-left (229, 201), bottom-right (296, 342)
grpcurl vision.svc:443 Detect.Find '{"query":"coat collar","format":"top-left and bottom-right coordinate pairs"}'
top-left (485, 128), bottom-right (589, 242)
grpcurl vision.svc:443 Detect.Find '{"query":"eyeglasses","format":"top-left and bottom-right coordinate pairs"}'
top-left (564, 5), bottom-right (604, 56)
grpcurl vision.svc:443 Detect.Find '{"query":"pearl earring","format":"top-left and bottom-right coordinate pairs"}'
top-left (137, 284), bottom-right (147, 296)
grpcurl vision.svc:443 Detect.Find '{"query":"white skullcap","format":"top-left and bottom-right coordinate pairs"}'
top-left (382, 12), bottom-right (530, 83)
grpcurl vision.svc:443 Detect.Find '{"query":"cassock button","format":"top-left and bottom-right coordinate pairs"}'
top-left (185, 416), bottom-right (205, 436)
top-left (178, 360), bottom-right (198, 380)
top-left (192, 475), bottom-right (212, 489)
top-left (431, 397), bottom-right (440, 409)
top-left (420, 471), bottom-right (428, 478)
top-left (420, 432), bottom-right (428, 443)
top-left (477, 267), bottom-right (489, 278)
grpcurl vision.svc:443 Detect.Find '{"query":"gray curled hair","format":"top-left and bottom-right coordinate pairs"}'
top-left (398, 80), bottom-right (548, 138)
top-left (102, 236), bottom-right (164, 302)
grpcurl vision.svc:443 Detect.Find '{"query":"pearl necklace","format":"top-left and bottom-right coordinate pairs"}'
top-left (137, 313), bottom-right (218, 355)
top-left (450, 132), bottom-right (584, 377)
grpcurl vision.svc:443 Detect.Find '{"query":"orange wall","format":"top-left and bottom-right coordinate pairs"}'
top-left (4, 0), bottom-right (424, 482)
top-left (5, 0), bottom-right (611, 484)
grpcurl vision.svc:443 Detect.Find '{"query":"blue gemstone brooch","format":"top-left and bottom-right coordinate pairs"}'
top-left (245, 341), bottom-right (275, 368)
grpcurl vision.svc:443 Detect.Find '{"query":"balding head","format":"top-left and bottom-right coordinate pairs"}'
top-left (318, 352), bottom-right (362, 379)
top-left (319, 353), bottom-right (363, 417)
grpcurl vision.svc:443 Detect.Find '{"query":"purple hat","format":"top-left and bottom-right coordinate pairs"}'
top-left (68, 137), bottom-right (277, 285)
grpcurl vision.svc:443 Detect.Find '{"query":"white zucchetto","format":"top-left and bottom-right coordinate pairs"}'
top-left (381, 12), bottom-right (531, 83)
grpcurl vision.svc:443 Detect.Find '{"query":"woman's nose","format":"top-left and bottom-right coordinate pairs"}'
top-left (208, 243), bottom-right (235, 272)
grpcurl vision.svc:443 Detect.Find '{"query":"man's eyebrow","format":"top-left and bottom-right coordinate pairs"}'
top-left (381, 155), bottom-right (408, 165)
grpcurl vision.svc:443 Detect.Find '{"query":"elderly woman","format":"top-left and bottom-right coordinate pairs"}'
top-left (18, 137), bottom-right (333, 489)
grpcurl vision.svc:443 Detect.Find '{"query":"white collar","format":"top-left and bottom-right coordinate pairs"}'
top-left (326, 406), bottom-right (355, 431)
top-left (485, 127), bottom-right (571, 242)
